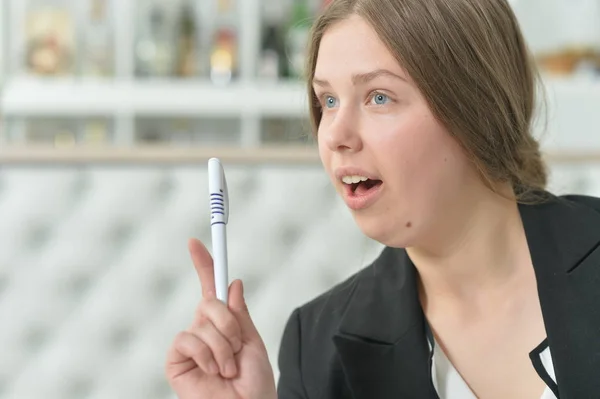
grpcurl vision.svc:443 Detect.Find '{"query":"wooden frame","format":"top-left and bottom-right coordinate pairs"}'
top-left (0, 146), bottom-right (599, 165)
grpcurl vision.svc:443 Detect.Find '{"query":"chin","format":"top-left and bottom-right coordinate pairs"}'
top-left (353, 213), bottom-right (417, 249)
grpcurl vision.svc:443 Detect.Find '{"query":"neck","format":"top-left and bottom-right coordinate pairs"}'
top-left (407, 185), bottom-right (530, 306)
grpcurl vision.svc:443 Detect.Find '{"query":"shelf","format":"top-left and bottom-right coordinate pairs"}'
top-left (0, 77), bottom-right (310, 117)
top-left (2, 75), bottom-right (600, 151)
top-left (2, 75), bottom-right (600, 119)
top-left (0, 144), bottom-right (320, 164)
top-left (0, 145), bottom-right (599, 165)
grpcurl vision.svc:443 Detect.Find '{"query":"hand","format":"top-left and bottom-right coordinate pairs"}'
top-left (165, 238), bottom-right (277, 399)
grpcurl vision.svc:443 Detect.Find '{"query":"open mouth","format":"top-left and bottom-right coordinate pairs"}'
top-left (348, 179), bottom-right (383, 196)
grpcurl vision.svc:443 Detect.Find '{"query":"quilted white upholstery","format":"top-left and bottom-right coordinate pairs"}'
top-left (0, 160), bottom-right (598, 399)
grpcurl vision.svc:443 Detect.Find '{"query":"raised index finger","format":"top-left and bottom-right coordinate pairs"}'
top-left (188, 238), bottom-right (216, 298)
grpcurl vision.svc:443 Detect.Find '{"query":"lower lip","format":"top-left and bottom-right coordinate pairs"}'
top-left (342, 182), bottom-right (384, 210)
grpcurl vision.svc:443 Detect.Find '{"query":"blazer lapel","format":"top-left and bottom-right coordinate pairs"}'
top-left (519, 194), bottom-right (600, 398)
top-left (332, 247), bottom-right (438, 399)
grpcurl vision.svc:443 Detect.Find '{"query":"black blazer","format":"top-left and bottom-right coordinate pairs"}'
top-left (277, 193), bottom-right (600, 399)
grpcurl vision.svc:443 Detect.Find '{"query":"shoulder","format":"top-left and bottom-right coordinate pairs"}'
top-left (520, 191), bottom-right (600, 223)
top-left (279, 245), bottom-right (399, 363)
top-left (293, 246), bottom-right (394, 333)
top-left (289, 261), bottom-right (367, 340)
top-left (558, 193), bottom-right (600, 214)
top-left (277, 247), bottom-right (393, 397)
top-left (279, 247), bottom-right (392, 335)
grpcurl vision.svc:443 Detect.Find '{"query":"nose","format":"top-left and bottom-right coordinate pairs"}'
top-left (323, 108), bottom-right (363, 153)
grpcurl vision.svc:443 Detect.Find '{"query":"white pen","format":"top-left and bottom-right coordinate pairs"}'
top-left (208, 157), bottom-right (229, 304)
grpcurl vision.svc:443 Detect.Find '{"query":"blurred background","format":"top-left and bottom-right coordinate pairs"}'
top-left (0, 0), bottom-right (599, 398)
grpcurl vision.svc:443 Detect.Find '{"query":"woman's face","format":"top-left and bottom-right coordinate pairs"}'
top-left (315, 15), bottom-right (479, 248)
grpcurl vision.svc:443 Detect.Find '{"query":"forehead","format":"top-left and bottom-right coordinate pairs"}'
top-left (315, 15), bottom-right (403, 78)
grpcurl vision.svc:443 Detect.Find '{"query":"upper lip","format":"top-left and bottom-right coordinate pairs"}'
top-left (334, 166), bottom-right (382, 182)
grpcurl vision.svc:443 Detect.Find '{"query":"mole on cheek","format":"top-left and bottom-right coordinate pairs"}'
top-left (406, 222), bottom-right (412, 228)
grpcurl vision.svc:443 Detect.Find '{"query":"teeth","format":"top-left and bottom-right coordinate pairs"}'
top-left (342, 175), bottom-right (369, 184)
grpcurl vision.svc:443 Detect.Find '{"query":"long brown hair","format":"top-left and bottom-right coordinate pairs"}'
top-left (306, 0), bottom-right (548, 202)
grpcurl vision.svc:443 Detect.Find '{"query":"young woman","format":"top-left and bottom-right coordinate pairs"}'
top-left (165, 0), bottom-right (600, 398)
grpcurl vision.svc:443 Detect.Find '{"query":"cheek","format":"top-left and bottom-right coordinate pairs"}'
top-left (317, 132), bottom-right (336, 180)
top-left (317, 132), bottom-right (329, 161)
top-left (375, 112), bottom-right (443, 163)
top-left (377, 112), bottom-right (467, 193)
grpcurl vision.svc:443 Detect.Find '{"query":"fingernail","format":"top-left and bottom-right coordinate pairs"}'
top-left (224, 359), bottom-right (237, 377)
top-left (208, 360), bottom-right (219, 375)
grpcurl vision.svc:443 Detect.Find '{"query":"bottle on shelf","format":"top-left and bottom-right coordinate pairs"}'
top-left (285, 0), bottom-right (313, 79)
top-left (175, 1), bottom-right (200, 78)
top-left (54, 130), bottom-right (77, 147)
top-left (25, 6), bottom-right (75, 76)
top-left (81, 0), bottom-right (114, 77)
top-left (258, 24), bottom-right (287, 80)
top-left (210, 0), bottom-right (239, 84)
top-left (210, 28), bottom-right (238, 84)
top-left (82, 119), bottom-right (110, 145)
top-left (135, 4), bottom-right (175, 77)
top-left (136, 118), bottom-right (164, 143)
top-left (24, 118), bottom-right (77, 147)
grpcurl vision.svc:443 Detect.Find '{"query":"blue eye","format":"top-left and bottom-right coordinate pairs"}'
top-left (372, 93), bottom-right (389, 105)
top-left (325, 96), bottom-right (338, 108)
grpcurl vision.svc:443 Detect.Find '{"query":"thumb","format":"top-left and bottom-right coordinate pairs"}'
top-left (228, 279), bottom-right (262, 344)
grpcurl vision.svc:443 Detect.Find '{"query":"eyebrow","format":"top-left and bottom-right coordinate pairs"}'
top-left (312, 69), bottom-right (407, 88)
